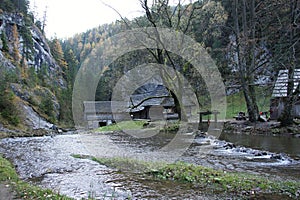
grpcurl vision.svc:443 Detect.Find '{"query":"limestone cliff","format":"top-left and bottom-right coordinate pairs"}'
top-left (0, 11), bottom-right (67, 129)
top-left (0, 12), bottom-right (65, 87)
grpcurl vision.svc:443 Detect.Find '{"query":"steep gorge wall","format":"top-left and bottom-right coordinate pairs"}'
top-left (0, 12), bottom-right (65, 86)
top-left (0, 11), bottom-right (66, 129)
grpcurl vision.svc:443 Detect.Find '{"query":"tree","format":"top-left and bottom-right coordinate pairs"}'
top-left (14, 0), bottom-right (29, 14)
top-left (224, 0), bottom-right (260, 122)
top-left (64, 49), bottom-right (79, 87)
top-left (0, 72), bottom-right (20, 126)
top-left (269, 0), bottom-right (300, 126)
top-left (0, 32), bottom-right (9, 52)
top-left (134, 0), bottom-right (229, 121)
top-left (20, 15), bottom-right (34, 61)
top-left (12, 24), bottom-right (21, 64)
top-left (50, 38), bottom-right (68, 73)
top-left (40, 94), bottom-right (55, 122)
top-left (94, 0), bottom-right (228, 121)
top-left (41, 6), bottom-right (48, 34)
top-left (0, 0), bottom-right (14, 12)
top-left (191, 0), bottom-right (230, 82)
top-left (0, 0), bottom-right (29, 14)
top-left (127, 0), bottom-right (204, 121)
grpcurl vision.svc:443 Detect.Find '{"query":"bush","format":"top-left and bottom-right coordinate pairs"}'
top-left (0, 80), bottom-right (20, 126)
top-left (39, 95), bottom-right (55, 122)
top-left (1, 32), bottom-right (9, 52)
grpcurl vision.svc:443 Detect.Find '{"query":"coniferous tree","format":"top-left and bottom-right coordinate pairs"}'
top-left (12, 24), bottom-right (21, 64)
top-left (50, 38), bottom-right (68, 72)
top-left (0, 32), bottom-right (9, 52)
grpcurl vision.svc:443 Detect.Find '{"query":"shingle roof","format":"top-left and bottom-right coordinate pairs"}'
top-left (83, 101), bottom-right (128, 113)
top-left (130, 84), bottom-right (174, 107)
top-left (83, 84), bottom-right (197, 115)
top-left (272, 69), bottom-right (300, 97)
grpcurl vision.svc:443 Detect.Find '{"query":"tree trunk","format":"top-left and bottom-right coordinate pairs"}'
top-left (141, 0), bottom-right (188, 122)
top-left (243, 85), bottom-right (259, 122)
top-left (280, 96), bottom-right (294, 126)
top-left (278, 0), bottom-right (299, 126)
top-left (234, 0), bottom-right (259, 122)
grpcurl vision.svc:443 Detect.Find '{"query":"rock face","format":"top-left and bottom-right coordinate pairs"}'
top-left (10, 83), bottom-right (61, 120)
top-left (22, 103), bottom-right (53, 130)
top-left (0, 49), bottom-right (16, 72)
top-left (0, 12), bottom-right (65, 87)
top-left (0, 12), bottom-right (66, 127)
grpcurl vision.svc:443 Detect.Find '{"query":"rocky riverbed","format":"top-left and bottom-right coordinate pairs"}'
top-left (0, 128), bottom-right (299, 199)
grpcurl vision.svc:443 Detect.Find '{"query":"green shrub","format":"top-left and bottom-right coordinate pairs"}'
top-left (0, 76), bottom-right (20, 126)
top-left (1, 32), bottom-right (9, 52)
top-left (39, 94), bottom-right (56, 123)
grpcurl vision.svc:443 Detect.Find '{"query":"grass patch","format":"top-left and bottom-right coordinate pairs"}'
top-left (92, 157), bottom-right (155, 172)
top-left (73, 155), bottom-right (300, 198)
top-left (153, 162), bottom-right (300, 197)
top-left (161, 121), bottom-right (180, 132)
top-left (0, 155), bottom-right (71, 200)
top-left (72, 154), bottom-right (165, 173)
top-left (95, 120), bottom-right (148, 132)
top-left (95, 120), bottom-right (180, 133)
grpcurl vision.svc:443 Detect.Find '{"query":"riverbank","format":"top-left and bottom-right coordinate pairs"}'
top-left (73, 155), bottom-right (300, 199)
top-left (0, 128), bottom-right (49, 139)
top-left (0, 124), bottom-right (77, 139)
top-left (0, 155), bottom-right (71, 200)
top-left (1, 117), bottom-right (300, 140)
top-left (223, 120), bottom-right (300, 137)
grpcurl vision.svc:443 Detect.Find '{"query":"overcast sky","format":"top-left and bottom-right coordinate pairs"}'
top-left (29, 0), bottom-right (144, 39)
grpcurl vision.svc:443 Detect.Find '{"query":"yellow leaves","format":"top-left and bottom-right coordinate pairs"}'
top-left (102, 65), bottom-right (109, 73)
top-left (12, 24), bottom-right (21, 64)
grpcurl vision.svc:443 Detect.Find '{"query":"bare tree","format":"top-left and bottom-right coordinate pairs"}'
top-left (136, 0), bottom-right (198, 120)
top-left (42, 6), bottom-right (48, 34)
top-left (276, 0), bottom-right (300, 126)
top-left (232, 0), bottom-right (259, 122)
top-left (100, 0), bottom-right (227, 122)
top-left (103, 0), bottom-right (202, 120)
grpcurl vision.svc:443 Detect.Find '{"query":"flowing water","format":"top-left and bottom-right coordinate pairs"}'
top-left (219, 133), bottom-right (300, 160)
top-left (0, 129), bottom-right (299, 199)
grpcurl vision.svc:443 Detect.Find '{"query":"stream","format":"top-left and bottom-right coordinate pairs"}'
top-left (0, 130), bottom-right (299, 199)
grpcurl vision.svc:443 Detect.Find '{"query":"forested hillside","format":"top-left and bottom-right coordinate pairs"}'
top-left (0, 0), bottom-right (299, 130)
top-left (61, 0), bottom-right (299, 125)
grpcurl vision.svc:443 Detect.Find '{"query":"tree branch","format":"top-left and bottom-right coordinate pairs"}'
top-left (129, 95), bottom-right (171, 109)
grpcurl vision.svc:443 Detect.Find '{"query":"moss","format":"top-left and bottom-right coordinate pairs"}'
top-left (0, 155), bottom-right (71, 199)
top-left (152, 161), bottom-right (300, 198)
